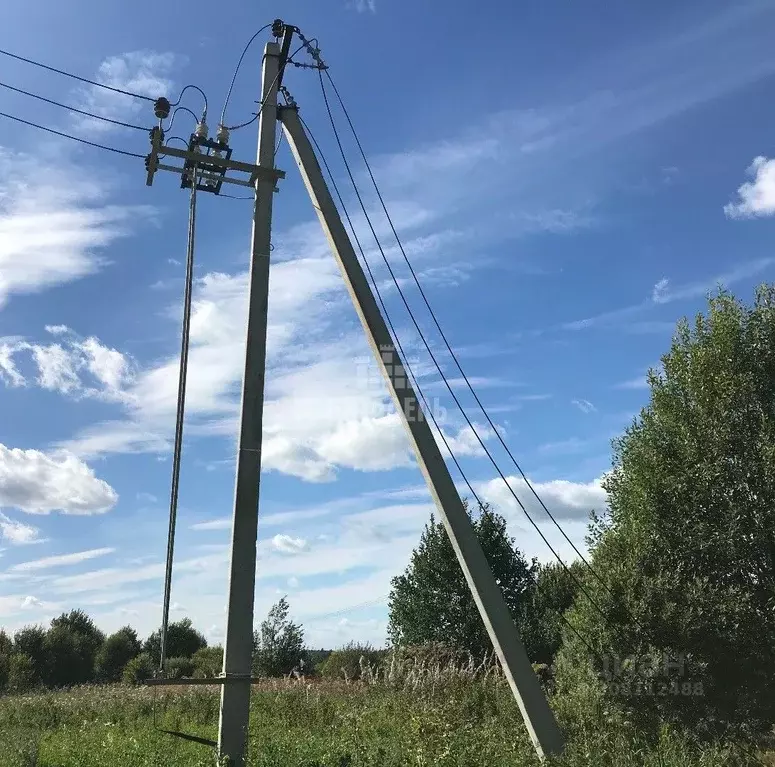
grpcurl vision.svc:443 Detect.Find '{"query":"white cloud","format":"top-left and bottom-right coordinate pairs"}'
top-left (0, 512), bottom-right (43, 544)
top-left (571, 398), bottom-right (596, 414)
top-left (0, 341), bottom-right (25, 387)
top-left (651, 277), bottom-right (670, 304)
top-left (0, 150), bottom-right (153, 308)
top-left (478, 474), bottom-right (608, 523)
top-left (73, 51), bottom-right (180, 133)
top-left (11, 547), bottom-right (115, 572)
top-left (0, 334), bottom-right (135, 403)
top-left (725, 156), bottom-right (775, 218)
top-left (0, 443), bottom-right (118, 515)
top-left (271, 534), bottom-right (309, 554)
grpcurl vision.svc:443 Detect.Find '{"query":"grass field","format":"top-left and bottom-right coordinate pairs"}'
top-left (0, 674), bottom-right (767, 767)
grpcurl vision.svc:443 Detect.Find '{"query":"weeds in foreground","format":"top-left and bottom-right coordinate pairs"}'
top-left (0, 654), bottom-right (767, 766)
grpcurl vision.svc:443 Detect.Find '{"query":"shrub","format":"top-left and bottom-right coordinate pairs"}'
top-left (122, 652), bottom-right (154, 685)
top-left (165, 657), bottom-right (195, 679)
top-left (319, 642), bottom-right (387, 681)
top-left (192, 646), bottom-right (223, 678)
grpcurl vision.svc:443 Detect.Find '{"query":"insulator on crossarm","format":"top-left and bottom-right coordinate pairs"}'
top-left (216, 124), bottom-right (229, 146)
top-left (154, 97), bottom-right (171, 120)
top-left (195, 119), bottom-right (208, 140)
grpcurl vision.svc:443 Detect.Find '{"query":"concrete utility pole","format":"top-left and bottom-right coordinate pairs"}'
top-left (217, 41), bottom-right (281, 766)
top-left (279, 105), bottom-right (565, 759)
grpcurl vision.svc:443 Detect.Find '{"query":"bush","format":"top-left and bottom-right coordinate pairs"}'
top-left (192, 646), bottom-right (223, 678)
top-left (165, 657), bottom-right (195, 679)
top-left (122, 652), bottom-right (154, 685)
top-left (319, 642), bottom-right (387, 681)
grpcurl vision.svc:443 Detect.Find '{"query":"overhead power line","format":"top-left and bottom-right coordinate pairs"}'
top-left (225, 42), bottom-right (308, 132)
top-left (0, 79), bottom-right (150, 131)
top-left (0, 111), bottom-right (145, 158)
top-left (316, 71), bottom-right (613, 627)
top-left (219, 23), bottom-right (273, 126)
top-left (299, 113), bottom-right (602, 662)
top-left (0, 46), bottom-right (157, 102)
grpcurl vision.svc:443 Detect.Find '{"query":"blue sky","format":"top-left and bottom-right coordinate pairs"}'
top-left (1, 0), bottom-right (775, 648)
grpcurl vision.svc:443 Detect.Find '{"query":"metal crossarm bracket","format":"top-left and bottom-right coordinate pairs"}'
top-left (145, 131), bottom-right (285, 192)
top-left (143, 674), bottom-right (264, 687)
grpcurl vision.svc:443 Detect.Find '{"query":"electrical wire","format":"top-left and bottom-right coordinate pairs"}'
top-left (0, 46), bottom-right (156, 102)
top-left (322, 69), bottom-right (609, 589)
top-left (159, 177), bottom-right (199, 672)
top-left (170, 85), bottom-right (208, 116)
top-left (165, 106), bottom-right (198, 134)
top-left (219, 23), bottom-right (273, 126)
top-left (162, 136), bottom-right (190, 150)
top-left (0, 110), bottom-right (145, 158)
top-left (225, 42), bottom-right (308, 132)
top-left (297, 113), bottom-right (602, 661)
top-left (0, 79), bottom-right (150, 130)
top-left (316, 72), bottom-right (611, 626)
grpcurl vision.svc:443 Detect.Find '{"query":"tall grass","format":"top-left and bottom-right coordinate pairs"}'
top-left (0, 651), bottom-right (765, 766)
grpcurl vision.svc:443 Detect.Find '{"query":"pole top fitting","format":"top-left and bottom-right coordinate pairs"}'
top-left (271, 19), bottom-right (285, 37)
top-left (154, 97), bottom-right (171, 120)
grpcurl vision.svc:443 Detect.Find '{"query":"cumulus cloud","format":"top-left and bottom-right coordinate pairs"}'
top-left (478, 474), bottom-right (608, 522)
top-left (72, 51), bottom-right (181, 134)
top-left (0, 443), bottom-right (118, 515)
top-left (271, 534), bottom-right (309, 554)
top-left (0, 331), bottom-right (134, 402)
top-left (725, 156), bottom-right (775, 219)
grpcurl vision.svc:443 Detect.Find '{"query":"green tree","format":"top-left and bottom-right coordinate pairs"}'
top-left (0, 630), bottom-right (11, 692)
top-left (144, 618), bottom-right (207, 666)
top-left (521, 560), bottom-right (585, 666)
top-left (388, 502), bottom-right (538, 661)
top-left (95, 627), bottom-right (142, 682)
top-left (252, 597), bottom-right (306, 677)
top-left (44, 610), bottom-right (105, 687)
top-left (7, 653), bottom-right (36, 692)
top-left (556, 286), bottom-right (775, 737)
top-left (12, 625), bottom-right (46, 686)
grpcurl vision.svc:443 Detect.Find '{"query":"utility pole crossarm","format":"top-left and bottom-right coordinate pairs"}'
top-left (278, 104), bottom-right (564, 759)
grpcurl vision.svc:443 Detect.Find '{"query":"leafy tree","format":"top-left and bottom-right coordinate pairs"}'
top-left (45, 610), bottom-right (105, 687)
top-left (95, 627), bottom-right (142, 682)
top-left (252, 597), bottom-right (306, 677)
top-left (0, 630), bottom-right (11, 692)
top-left (556, 286), bottom-right (775, 737)
top-left (13, 625), bottom-right (46, 686)
top-left (388, 502), bottom-right (538, 661)
top-left (7, 653), bottom-right (36, 692)
top-left (144, 618), bottom-right (207, 666)
top-left (521, 560), bottom-right (585, 666)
